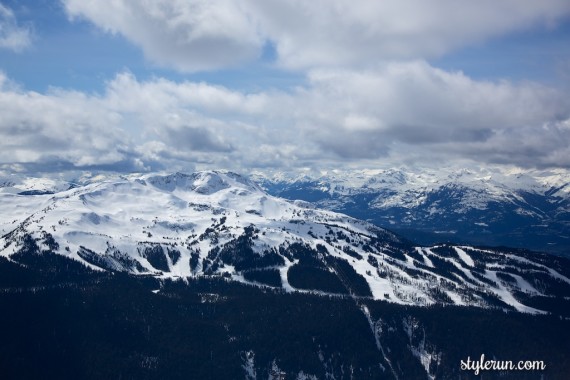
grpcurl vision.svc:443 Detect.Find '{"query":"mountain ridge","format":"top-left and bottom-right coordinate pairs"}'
top-left (2, 170), bottom-right (570, 315)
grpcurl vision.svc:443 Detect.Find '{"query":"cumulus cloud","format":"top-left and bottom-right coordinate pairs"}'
top-left (301, 62), bottom-right (568, 150)
top-left (0, 3), bottom-right (32, 51)
top-left (0, 75), bottom-right (139, 170)
top-left (63, 0), bottom-right (263, 71)
top-left (1, 62), bottom-right (569, 172)
top-left (0, 71), bottom-right (255, 173)
top-left (240, 61), bottom-right (567, 170)
top-left (252, 0), bottom-right (570, 69)
top-left (62, 0), bottom-right (570, 71)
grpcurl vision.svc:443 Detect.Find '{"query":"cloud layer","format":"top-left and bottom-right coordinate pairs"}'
top-left (1, 2), bottom-right (569, 174)
top-left (1, 62), bottom-right (569, 173)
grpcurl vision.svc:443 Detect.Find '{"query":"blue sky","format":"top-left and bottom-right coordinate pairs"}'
top-left (1, 1), bottom-right (570, 175)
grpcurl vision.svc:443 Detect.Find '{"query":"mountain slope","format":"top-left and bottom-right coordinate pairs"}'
top-left (2, 171), bottom-right (570, 315)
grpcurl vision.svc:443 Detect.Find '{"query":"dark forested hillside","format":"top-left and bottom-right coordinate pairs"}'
top-left (0, 256), bottom-right (568, 380)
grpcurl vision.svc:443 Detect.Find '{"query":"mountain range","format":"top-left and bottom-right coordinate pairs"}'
top-left (252, 167), bottom-right (570, 255)
top-left (1, 170), bottom-right (569, 379)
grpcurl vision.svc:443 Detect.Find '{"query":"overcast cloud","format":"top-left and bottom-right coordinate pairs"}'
top-left (0, 1), bottom-right (569, 174)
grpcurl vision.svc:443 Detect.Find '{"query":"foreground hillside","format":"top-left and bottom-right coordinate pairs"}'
top-left (0, 258), bottom-right (568, 379)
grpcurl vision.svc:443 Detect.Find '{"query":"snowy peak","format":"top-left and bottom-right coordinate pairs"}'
top-left (0, 176), bottom-right (74, 195)
top-left (144, 171), bottom-right (261, 195)
top-left (255, 167), bottom-right (570, 197)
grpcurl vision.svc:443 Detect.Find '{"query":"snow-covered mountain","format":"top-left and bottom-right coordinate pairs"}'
top-left (2, 171), bottom-right (569, 314)
top-left (253, 167), bottom-right (570, 254)
top-left (0, 175), bottom-right (73, 195)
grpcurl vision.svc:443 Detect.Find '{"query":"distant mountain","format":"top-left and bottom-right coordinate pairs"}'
top-left (252, 168), bottom-right (570, 254)
top-left (1, 171), bottom-right (570, 379)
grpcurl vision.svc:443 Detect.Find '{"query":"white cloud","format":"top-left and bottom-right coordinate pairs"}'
top-left (62, 0), bottom-right (570, 71)
top-left (0, 4), bottom-right (32, 51)
top-left (63, 0), bottom-right (263, 71)
top-left (297, 62), bottom-right (570, 167)
top-left (0, 63), bottom-right (569, 173)
top-left (0, 75), bottom-right (134, 169)
top-left (251, 0), bottom-right (570, 69)
top-left (303, 62), bottom-right (566, 138)
top-left (0, 71), bottom-right (257, 171)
